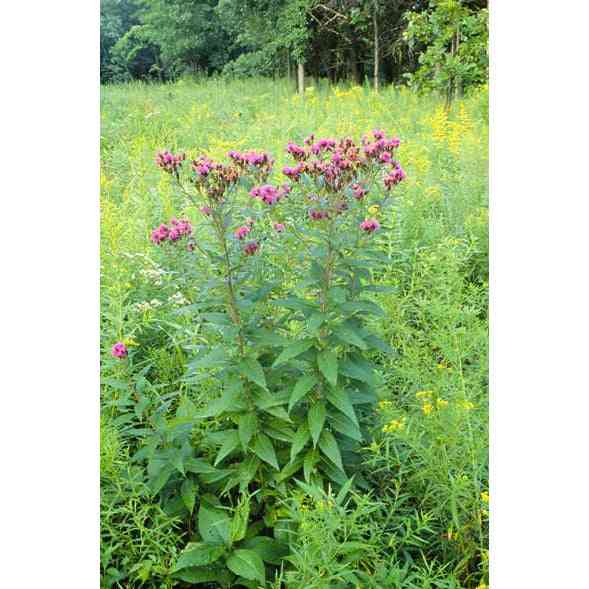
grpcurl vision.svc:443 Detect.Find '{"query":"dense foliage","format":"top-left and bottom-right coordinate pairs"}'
top-left (101, 78), bottom-right (488, 588)
top-left (100, 0), bottom-right (488, 97)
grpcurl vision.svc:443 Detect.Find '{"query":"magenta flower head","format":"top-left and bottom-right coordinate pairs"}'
top-left (151, 223), bottom-right (170, 245)
top-left (111, 342), bottom-right (128, 358)
top-left (351, 182), bottom-right (368, 200)
top-left (234, 225), bottom-right (251, 240)
top-left (200, 206), bottom-right (212, 216)
top-left (243, 240), bottom-right (259, 256)
top-left (384, 165), bottom-right (407, 189)
top-left (372, 129), bottom-right (385, 140)
top-left (282, 163), bottom-right (304, 181)
top-left (155, 150), bottom-right (185, 174)
top-left (360, 218), bottom-right (380, 233)
top-left (379, 151), bottom-right (392, 164)
top-left (308, 208), bottom-right (329, 221)
top-left (287, 142), bottom-right (307, 160)
top-left (273, 222), bottom-right (285, 233)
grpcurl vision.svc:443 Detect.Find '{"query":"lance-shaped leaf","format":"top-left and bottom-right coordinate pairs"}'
top-left (214, 430), bottom-right (240, 466)
top-left (318, 430), bottom-right (344, 471)
top-left (326, 389), bottom-right (359, 426)
top-left (317, 349), bottom-right (338, 387)
top-left (272, 339), bottom-right (315, 367)
top-left (288, 374), bottom-right (318, 412)
top-left (238, 357), bottom-right (267, 389)
top-left (198, 503), bottom-right (232, 546)
top-left (308, 401), bottom-right (326, 447)
top-left (334, 324), bottom-right (368, 350)
top-left (290, 423), bottom-right (311, 463)
top-left (238, 413), bottom-right (258, 450)
top-left (251, 433), bottom-right (279, 470)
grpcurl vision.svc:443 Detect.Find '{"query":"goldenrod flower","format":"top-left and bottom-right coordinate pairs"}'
top-left (415, 390), bottom-right (432, 399)
top-left (481, 491), bottom-right (489, 503)
top-left (383, 418), bottom-right (405, 433)
top-left (422, 402), bottom-right (433, 416)
top-left (436, 398), bottom-right (449, 409)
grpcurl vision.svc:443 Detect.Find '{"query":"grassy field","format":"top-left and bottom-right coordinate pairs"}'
top-left (100, 77), bottom-right (488, 589)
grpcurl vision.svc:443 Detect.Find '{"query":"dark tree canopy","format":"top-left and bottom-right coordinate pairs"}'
top-left (100, 0), bottom-right (488, 96)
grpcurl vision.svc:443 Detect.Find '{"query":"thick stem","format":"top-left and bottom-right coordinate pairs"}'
top-left (213, 216), bottom-right (246, 357)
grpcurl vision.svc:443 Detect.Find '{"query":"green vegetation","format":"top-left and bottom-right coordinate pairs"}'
top-left (101, 0), bottom-right (488, 99)
top-left (101, 78), bottom-right (488, 588)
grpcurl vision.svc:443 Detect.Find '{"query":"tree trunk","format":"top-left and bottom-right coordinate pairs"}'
top-left (373, 5), bottom-right (379, 92)
top-left (297, 62), bottom-right (305, 95)
top-left (349, 45), bottom-right (359, 85)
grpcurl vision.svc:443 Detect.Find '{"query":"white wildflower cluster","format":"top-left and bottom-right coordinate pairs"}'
top-left (134, 298), bottom-right (163, 313)
top-left (140, 267), bottom-right (166, 286)
top-left (169, 292), bottom-right (190, 306)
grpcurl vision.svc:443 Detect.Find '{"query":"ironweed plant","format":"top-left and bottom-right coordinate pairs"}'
top-left (110, 130), bottom-right (407, 586)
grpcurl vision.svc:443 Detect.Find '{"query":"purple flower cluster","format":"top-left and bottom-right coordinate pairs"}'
top-left (191, 156), bottom-right (240, 201)
top-left (249, 184), bottom-right (290, 206)
top-left (111, 342), bottom-right (128, 358)
top-left (243, 240), bottom-right (259, 256)
top-left (151, 218), bottom-right (193, 245)
top-left (228, 150), bottom-right (274, 176)
top-left (360, 218), bottom-right (381, 233)
top-left (351, 182), bottom-right (368, 200)
top-left (234, 225), bottom-right (251, 240)
top-left (155, 150), bottom-right (185, 174)
top-left (308, 208), bottom-right (329, 221)
top-left (384, 164), bottom-right (407, 189)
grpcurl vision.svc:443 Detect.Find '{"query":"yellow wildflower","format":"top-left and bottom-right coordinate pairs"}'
top-left (377, 400), bottom-right (393, 411)
top-left (415, 390), bottom-right (432, 399)
top-left (481, 491), bottom-right (489, 504)
top-left (422, 402), bottom-right (433, 416)
top-left (460, 400), bottom-right (475, 411)
top-left (436, 398), bottom-right (449, 409)
top-left (368, 205), bottom-right (380, 215)
top-left (383, 418), bottom-right (405, 433)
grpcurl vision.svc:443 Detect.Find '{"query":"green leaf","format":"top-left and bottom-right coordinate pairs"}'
top-left (262, 404), bottom-right (292, 422)
top-left (288, 374), bottom-right (318, 412)
top-left (231, 497), bottom-right (251, 543)
top-left (173, 543), bottom-right (225, 571)
top-left (318, 430), bottom-right (344, 470)
top-left (198, 503), bottom-right (232, 547)
top-left (317, 350), bottom-right (338, 387)
top-left (340, 300), bottom-right (386, 317)
top-left (197, 383), bottom-right (247, 418)
top-left (303, 449), bottom-right (319, 482)
top-left (308, 401), bottom-right (326, 448)
top-left (339, 357), bottom-right (376, 385)
top-left (336, 476), bottom-right (355, 506)
top-left (148, 464), bottom-right (173, 495)
top-left (272, 339), bottom-right (315, 367)
top-left (187, 346), bottom-right (231, 373)
top-left (238, 358), bottom-right (267, 389)
top-left (173, 566), bottom-right (232, 584)
top-left (251, 434), bottom-right (279, 470)
top-left (326, 389), bottom-right (358, 426)
top-left (238, 413), bottom-right (258, 450)
top-left (334, 325), bottom-right (367, 350)
top-left (181, 478), bottom-right (196, 514)
top-left (328, 411), bottom-right (363, 441)
top-left (214, 430), bottom-right (240, 466)
top-left (226, 549), bottom-right (266, 583)
top-left (241, 537), bottom-right (289, 565)
top-left (290, 423), bottom-right (311, 463)
top-left (253, 388), bottom-right (289, 410)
